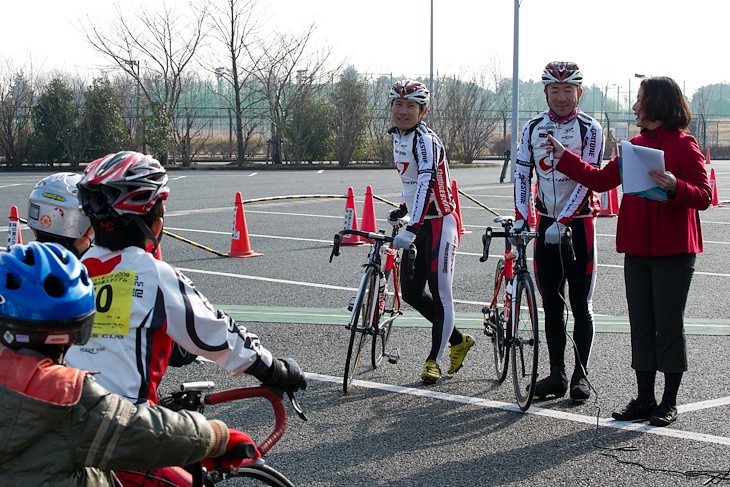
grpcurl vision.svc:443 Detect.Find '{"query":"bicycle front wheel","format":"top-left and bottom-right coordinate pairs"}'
top-left (372, 264), bottom-right (400, 368)
top-left (223, 464), bottom-right (295, 486)
top-left (511, 272), bottom-right (539, 411)
top-left (343, 267), bottom-right (375, 393)
top-left (490, 258), bottom-right (510, 382)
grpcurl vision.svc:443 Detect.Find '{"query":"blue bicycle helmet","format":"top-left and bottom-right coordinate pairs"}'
top-left (0, 242), bottom-right (95, 348)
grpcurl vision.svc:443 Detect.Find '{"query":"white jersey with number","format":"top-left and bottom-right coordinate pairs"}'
top-left (64, 245), bottom-right (273, 405)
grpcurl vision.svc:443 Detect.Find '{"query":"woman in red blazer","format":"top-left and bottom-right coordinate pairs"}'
top-left (546, 76), bottom-right (712, 427)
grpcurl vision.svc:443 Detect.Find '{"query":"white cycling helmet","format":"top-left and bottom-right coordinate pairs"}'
top-left (28, 172), bottom-right (90, 240)
top-left (389, 80), bottom-right (430, 106)
top-left (542, 61), bottom-right (583, 86)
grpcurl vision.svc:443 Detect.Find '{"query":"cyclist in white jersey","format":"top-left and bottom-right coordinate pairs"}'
top-left (65, 151), bottom-right (307, 487)
top-left (388, 80), bottom-right (474, 384)
top-left (513, 62), bottom-right (603, 402)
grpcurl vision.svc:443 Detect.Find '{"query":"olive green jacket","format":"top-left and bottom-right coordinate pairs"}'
top-left (0, 347), bottom-right (224, 486)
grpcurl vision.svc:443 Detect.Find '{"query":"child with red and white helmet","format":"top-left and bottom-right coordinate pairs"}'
top-left (65, 151), bottom-right (306, 486)
top-left (387, 80), bottom-right (474, 384)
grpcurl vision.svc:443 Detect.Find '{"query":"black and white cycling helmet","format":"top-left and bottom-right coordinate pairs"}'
top-left (542, 61), bottom-right (583, 86)
top-left (389, 80), bottom-right (430, 106)
top-left (28, 172), bottom-right (90, 240)
top-left (78, 151), bottom-right (169, 222)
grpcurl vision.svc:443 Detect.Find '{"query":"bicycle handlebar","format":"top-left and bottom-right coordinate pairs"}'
top-left (159, 384), bottom-right (307, 458)
top-left (479, 226), bottom-right (573, 263)
top-left (330, 229), bottom-right (416, 265)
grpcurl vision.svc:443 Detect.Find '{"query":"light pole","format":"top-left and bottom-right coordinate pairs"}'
top-left (509, 0), bottom-right (520, 183)
top-left (214, 67), bottom-right (226, 136)
top-left (124, 59), bottom-right (140, 140)
top-left (429, 0), bottom-right (434, 96)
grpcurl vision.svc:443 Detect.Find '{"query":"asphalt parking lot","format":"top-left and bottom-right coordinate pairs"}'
top-left (3, 161), bottom-right (730, 486)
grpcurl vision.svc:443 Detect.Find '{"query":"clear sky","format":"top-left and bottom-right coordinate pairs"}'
top-left (2, 0), bottom-right (727, 101)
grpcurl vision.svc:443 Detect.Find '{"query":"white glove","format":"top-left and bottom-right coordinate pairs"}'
top-left (544, 222), bottom-right (565, 245)
top-left (513, 219), bottom-right (528, 232)
top-left (392, 230), bottom-right (417, 250)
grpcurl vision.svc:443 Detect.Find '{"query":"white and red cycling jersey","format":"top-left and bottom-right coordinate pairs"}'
top-left (390, 122), bottom-right (455, 228)
top-left (64, 245), bottom-right (274, 405)
top-left (514, 110), bottom-right (603, 223)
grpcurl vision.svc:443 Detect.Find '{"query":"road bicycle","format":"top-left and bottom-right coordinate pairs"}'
top-left (330, 219), bottom-right (415, 393)
top-left (479, 216), bottom-right (573, 411)
top-left (147, 382), bottom-right (307, 486)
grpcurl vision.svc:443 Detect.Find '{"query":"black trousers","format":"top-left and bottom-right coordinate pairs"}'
top-left (624, 253), bottom-right (696, 373)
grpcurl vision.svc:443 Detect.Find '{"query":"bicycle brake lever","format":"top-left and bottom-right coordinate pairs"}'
top-left (407, 244), bottom-right (417, 279)
top-left (329, 234), bottom-right (341, 262)
top-left (286, 390), bottom-right (308, 422)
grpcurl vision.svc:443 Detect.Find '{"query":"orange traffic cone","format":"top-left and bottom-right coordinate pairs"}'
top-left (451, 179), bottom-right (470, 235)
top-left (598, 187), bottom-right (619, 217)
top-left (227, 192), bottom-right (263, 257)
top-left (709, 167), bottom-right (720, 207)
top-left (340, 187), bottom-right (363, 245)
top-left (7, 206), bottom-right (23, 247)
top-left (360, 185), bottom-right (377, 235)
top-left (706, 147), bottom-right (711, 165)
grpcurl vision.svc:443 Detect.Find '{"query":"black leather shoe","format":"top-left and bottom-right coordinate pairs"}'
top-left (649, 402), bottom-right (678, 427)
top-left (569, 374), bottom-right (590, 402)
top-left (611, 398), bottom-right (657, 421)
top-left (533, 368), bottom-right (568, 398)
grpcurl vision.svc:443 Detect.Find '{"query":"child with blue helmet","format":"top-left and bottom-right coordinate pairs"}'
top-left (0, 242), bottom-right (263, 486)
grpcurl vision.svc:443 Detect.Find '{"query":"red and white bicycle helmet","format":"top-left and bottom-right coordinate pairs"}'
top-left (78, 151), bottom-right (169, 221)
top-left (389, 80), bottom-right (430, 106)
top-left (541, 61), bottom-right (583, 86)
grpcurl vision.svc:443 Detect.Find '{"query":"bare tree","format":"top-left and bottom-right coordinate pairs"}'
top-left (364, 74), bottom-right (394, 166)
top-left (82, 0), bottom-right (208, 163)
top-left (249, 25), bottom-right (334, 163)
top-left (691, 86), bottom-right (712, 151)
top-left (0, 61), bottom-right (36, 167)
top-left (207, 0), bottom-right (266, 166)
top-left (171, 74), bottom-right (211, 165)
top-left (437, 72), bottom-right (500, 163)
top-left (332, 67), bottom-right (369, 166)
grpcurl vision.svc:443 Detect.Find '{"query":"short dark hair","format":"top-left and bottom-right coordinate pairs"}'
top-left (92, 199), bottom-right (165, 251)
top-left (639, 77), bottom-right (692, 131)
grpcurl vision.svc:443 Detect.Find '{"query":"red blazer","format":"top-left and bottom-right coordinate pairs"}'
top-left (556, 126), bottom-right (711, 256)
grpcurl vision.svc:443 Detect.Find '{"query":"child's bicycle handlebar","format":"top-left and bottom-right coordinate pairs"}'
top-left (160, 383), bottom-right (307, 457)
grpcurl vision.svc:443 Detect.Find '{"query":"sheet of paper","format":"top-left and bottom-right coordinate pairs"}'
top-left (619, 140), bottom-right (665, 194)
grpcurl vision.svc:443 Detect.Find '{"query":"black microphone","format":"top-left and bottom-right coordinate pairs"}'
top-left (545, 121), bottom-right (557, 164)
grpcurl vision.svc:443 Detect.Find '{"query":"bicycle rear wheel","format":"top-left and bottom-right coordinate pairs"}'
top-left (343, 267), bottom-right (375, 393)
top-left (222, 464), bottom-right (295, 486)
top-left (372, 264), bottom-right (400, 368)
top-left (511, 273), bottom-right (539, 411)
top-left (487, 258), bottom-right (509, 382)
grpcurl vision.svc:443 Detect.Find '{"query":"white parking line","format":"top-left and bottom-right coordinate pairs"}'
top-left (307, 373), bottom-right (730, 446)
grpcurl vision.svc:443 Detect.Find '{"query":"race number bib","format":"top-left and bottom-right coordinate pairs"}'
top-left (91, 270), bottom-right (136, 335)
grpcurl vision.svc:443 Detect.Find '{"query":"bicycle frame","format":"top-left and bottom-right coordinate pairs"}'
top-left (481, 219), bottom-right (537, 336)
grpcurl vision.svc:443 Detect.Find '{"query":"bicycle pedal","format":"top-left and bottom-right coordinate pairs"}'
top-left (346, 297), bottom-right (356, 311)
top-left (386, 349), bottom-right (400, 364)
